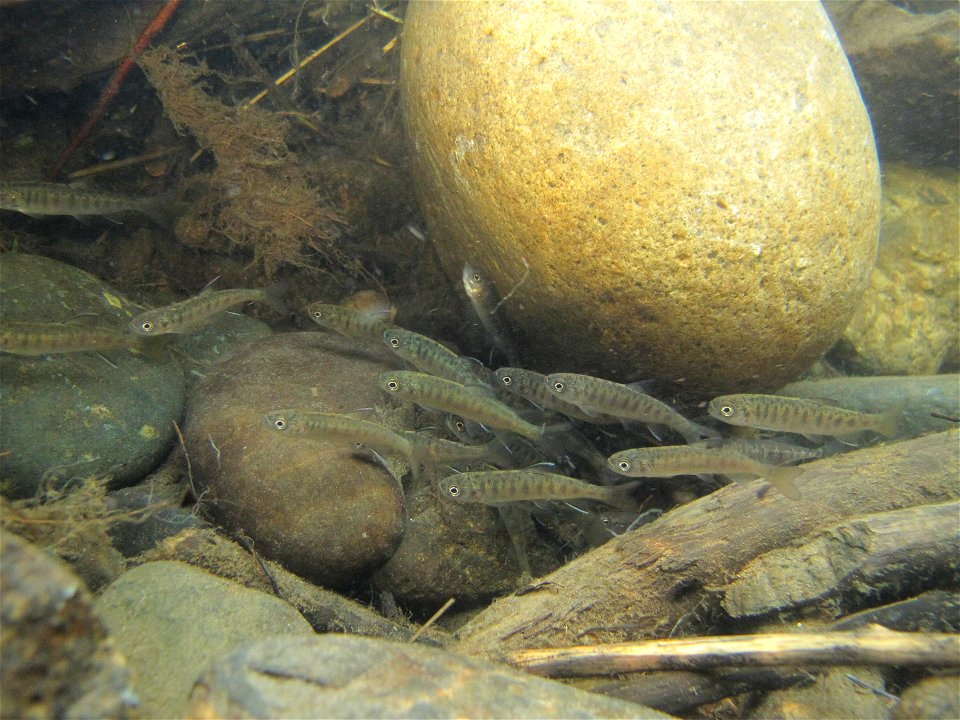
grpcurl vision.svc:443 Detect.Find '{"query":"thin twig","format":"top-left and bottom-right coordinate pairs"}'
top-left (409, 597), bottom-right (455, 643)
top-left (48, 0), bottom-right (183, 178)
top-left (244, 4), bottom-right (396, 109)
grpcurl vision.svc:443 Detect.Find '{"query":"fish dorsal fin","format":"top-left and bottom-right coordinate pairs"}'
top-left (800, 396), bottom-right (844, 408)
top-left (626, 380), bottom-right (657, 395)
top-left (197, 276), bottom-right (221, 294)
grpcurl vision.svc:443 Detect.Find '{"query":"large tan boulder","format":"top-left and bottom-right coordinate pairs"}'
top-left (401, 0), bottom-right (880, 392)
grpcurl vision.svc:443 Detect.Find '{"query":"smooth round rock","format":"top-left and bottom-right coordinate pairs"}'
top-left (183, 332), bottom-right (406, 588)
top-left (0, 254), bottom-right (184, 498)
top-left (95, 561), bottom-right (314, 719)
top-left (401, 1), bottom-right (880, 392)
top-left (187, 634), bottom-right (671, 719)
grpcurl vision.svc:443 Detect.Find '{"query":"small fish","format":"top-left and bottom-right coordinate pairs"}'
top-left (382, 327), bottom-right (489, 387)
top-left (379, 370), bottom-right (544, 442)
top-left (462, 262), bottom-right (521, 366)
top-left (406, 433), bottom-right (512, 468)
top-left (445, 414), bottom-right (497, 444)
top-left (708, 394), bottom-right (899, 439)
top-left (494, 367), bottom-right (620, 424)
top-left (264, 410), bottom-right (414, 460)
top-left (0, 181), bottom-right (173, 228)
top-left (438, 469), bottom-right (638, 509)
top-left (306, 302), bottom-right (394, 339)
top-left (130, 286), bottom-right (284, 335)
top-left (545, 372), bottom-right (718, 442)
top-left (0, 321), bottom-right (149, 356)
top-left (607, 445), bottom-right (803, 500)
top-left (691, 437), bottom-right (824, 466)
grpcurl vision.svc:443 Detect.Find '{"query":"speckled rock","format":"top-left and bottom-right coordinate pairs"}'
top-left (182, 332), bottom-right (406, 588)
top-left (186, 634), bottom-right (672, 719)
top-left (95, 560), bottom-right (313, 719)
top-left (401, 1), bottom-right (880, 393)
top-left (825, 1), bottom-right (960, 166)
top-left (0, 254), bottom-right (184, 498)
top-left (750, 666), bottom-right (891, 720)
top-left (371, 483), bottom-right (523, 609)
top-left (1, 529), bottom-right (137, 719)
top-left (837, 164), bottom-right (959, 375)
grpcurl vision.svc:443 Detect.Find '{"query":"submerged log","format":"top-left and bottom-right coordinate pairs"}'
top-left (721, 500), bottom-right (960, 618)
top-left (455, 430), bottom-right (959, 659)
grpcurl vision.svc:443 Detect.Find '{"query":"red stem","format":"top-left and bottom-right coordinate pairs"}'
top-left (46, 0), bottom-right (183, 180)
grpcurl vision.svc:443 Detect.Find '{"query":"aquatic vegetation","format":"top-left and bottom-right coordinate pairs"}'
top-left (136, 47), bottom-right (342, 276)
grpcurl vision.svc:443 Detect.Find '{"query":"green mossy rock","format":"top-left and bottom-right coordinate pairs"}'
top-left (0, 254), bottom-right (184, 498)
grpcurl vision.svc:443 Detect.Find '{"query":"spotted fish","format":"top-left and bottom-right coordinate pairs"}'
top-left (708, 394), bottom-right (899, 439)
top-left (130, 286), bottom-right (285, 335)
top-left (306, 302), bottom-right (394, 339)
top-left (607, 444), bottom-right (803, 500)
top-left (379, 370), bottom-right (544, 442)
top-left (545, 372), bottom-right (718, 442)
top-left (438, 469), bottom-right (638, 509)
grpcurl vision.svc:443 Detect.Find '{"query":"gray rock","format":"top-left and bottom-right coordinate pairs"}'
top-left (95, 560), bottom-right (314, 719)
top-left (1, 529), bottom-right (137, 719)
top-left (187, 634), bottom-right (672, 719)
top-left (777, 374), bottom-right (959, 440)
top-left (172, 311), bottom-right (272, 386)
top-left (0, 254), bottom-right (184, 498)
top-left (749, 666), bottom-right (891, 720)
top-left (825, 1), bottom-right (959, 166)
top-left (182, 332), bottom-right (407, 588)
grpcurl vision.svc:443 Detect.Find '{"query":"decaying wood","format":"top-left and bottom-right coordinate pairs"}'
top-left (830, 590), bottom-right (960, 633)
top-left (455, 430), bottom-right (960, 659)
top-left (507, 627), bottom-right (960, 677)
top-left (721, 500), bottom-right (960, 618)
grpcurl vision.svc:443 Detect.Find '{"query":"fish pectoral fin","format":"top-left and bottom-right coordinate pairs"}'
top-left (763, 466), bottom-right (803, 501)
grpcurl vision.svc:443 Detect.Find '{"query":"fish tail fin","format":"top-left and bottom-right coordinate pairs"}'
top-left (874, 407), bottom-right (901, 438)
top-left (679, 422), bottom-right (722, 443)
top-left (605, 481), bottom-right (642, 510)
top-left (140, 190), bottom-right (180, 231)
top-left (763, 465), bottom-right (803, 501)
top-left (261, 281), bottom-right (290, 315)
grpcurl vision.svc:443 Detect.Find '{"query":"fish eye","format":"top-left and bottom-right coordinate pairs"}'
top-left (553, 381), bottom-right (564, 392)
top-left (501, 375), bottom-right (512, 386)
top-left (472, 273), bottom-right (482, 283)
top-left (388, 337), bottom-right (401, 348)
top-left (720, 405), bottom-right (734, 417)
top-left (273, 417), bottom-right (287, 430)
top-left (618, 460), bottom-right (630, 472)
top-left (447, 484), bottom-right (460, 497)
top-left (454, 421), bottom-right (466, 432)
top-left (140, 321), bottom-right (154, 333)
top-left (312, 310), bottom-right (323, 320)
top-left (386, 379), bottom-right (400, 391)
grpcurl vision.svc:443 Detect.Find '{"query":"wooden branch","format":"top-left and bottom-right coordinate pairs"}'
top-left (507, 627), bottom-right (960, 678)
top-left (721, 500), bottom-right (960, 618)
top-left (455, 430), bottom-right (960, 659)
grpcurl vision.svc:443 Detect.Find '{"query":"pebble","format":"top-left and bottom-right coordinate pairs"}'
top-left (182, 332), bottom-right (407, 587)
top-left (0, 253), bottom-right (184, 498)
top-left (95, 560), bottom-right (314, 718)
top-left (186, 634), bottom-right (672, 719)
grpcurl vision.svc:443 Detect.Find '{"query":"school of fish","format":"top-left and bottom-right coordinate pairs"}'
top-left (1, 260), bottom-right (903, 525)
